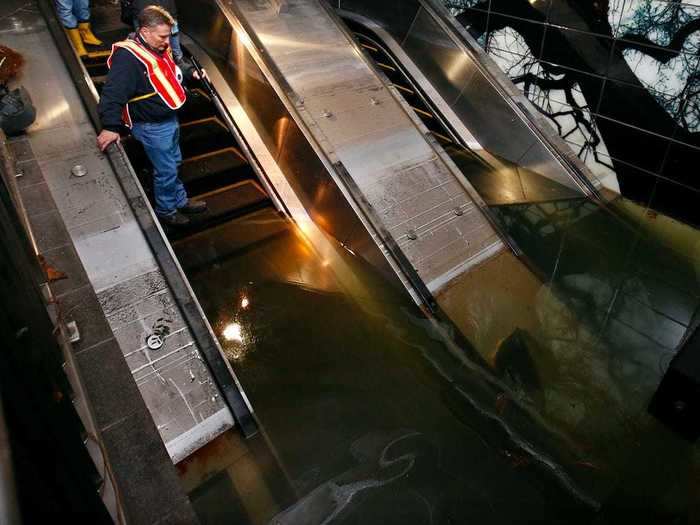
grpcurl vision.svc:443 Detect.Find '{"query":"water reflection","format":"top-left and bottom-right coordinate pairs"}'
top-left (175, 195), bottom-right (699, 522)
top-left (223, 322), bottom-right (243, 343)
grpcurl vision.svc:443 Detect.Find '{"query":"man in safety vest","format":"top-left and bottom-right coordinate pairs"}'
top-left (96, 5), bottom-right (206, 227)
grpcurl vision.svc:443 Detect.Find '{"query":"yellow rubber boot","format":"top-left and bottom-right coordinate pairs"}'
top-left (66, 27), bottom-right (87, 57)
top-left (78, 22), bottom-right (103, 46)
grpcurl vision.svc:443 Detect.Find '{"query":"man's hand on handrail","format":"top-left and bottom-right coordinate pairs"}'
top-left (97, 129), bottom-right (120, 151)
top-left (192, 68), bottom-right (208, 82)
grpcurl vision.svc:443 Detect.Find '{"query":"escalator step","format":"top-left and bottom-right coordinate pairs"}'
top-left (178, 89), bottom-right (216, 124)
top-left (172, 207), bottom-right (289, 270)
top-left (177, 180), bottom-right (270, 234)
top-left (180, 148), bottom-right (253, 196)
top-left (180, 117), bottom-right (235, 158)
top-left (181, 147), bottom-right (248, 186)
top-left (83, 55), bottom-right (109, 77)
top-left (92, 74), bottom-right (108, 85)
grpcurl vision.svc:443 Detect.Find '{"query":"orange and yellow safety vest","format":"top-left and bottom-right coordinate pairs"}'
top-left (107, 38), bottom-right (187, 127)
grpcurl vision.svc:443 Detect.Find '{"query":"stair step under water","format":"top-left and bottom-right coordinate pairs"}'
top-left (166, 179), bottom-right (271, 238)
top-left (178, 89), bottom-right (216, 124)
top-left (180, 117), bottom-right (235, 158)
top-left (181, 147), bottom-right (249, 185)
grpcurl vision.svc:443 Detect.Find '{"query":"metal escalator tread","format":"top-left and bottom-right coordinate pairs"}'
top-left (180, 147), bottom-right (249, 186)
top-left (92, 74), bottom-right (108, 85)
top-left (185, 180), bottom-right (270, 228)
top-left (83, 55), bottom-right (109, 77)
top-left (172, 208), bottom-right (289, 270)
top-left (180, 117), bottom-right (235, 159)
top-left (178, 89), bottom-right (216, 124)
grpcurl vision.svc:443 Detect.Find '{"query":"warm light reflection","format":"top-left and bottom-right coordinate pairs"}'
top-left (297, 217), bottom-right (314, 237)
top-left (241, 297), bottom-right (250, 309)
top-left (275, 117), bottom-right (289, 149)
top-left (445, 56), bottom-right (469, 84)
top-left (223, 323), bottom-right (243, 343)
top-left (234, 26), bottom-right (252, 48)
top-left (39, 100), bottom-right (70, 127)
top-left (256, 32), bottom-right (329, 52)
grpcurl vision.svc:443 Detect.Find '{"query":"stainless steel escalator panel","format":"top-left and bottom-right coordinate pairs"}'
top-left (235, 0), bottom-right (501, 292)
top-left (182, 0), bottom-right (503, 304)
top-left (400, 6), bottom-right (479, 106)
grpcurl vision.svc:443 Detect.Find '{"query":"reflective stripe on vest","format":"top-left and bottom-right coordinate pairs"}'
top-left (107, 39), bottom-right (186, 127)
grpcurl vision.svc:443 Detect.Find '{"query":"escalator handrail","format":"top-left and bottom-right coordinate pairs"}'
top-left (188, 52), bottom-right (288, 216)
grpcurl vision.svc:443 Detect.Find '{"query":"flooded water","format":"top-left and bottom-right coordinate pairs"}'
top-left (174, 199), bottom-right (699, 524)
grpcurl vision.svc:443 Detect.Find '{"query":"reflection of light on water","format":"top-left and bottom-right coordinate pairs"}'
top-left (223, 322), bottom-right (243, 343)
top-left (241, 297), bottom-right (250, 309)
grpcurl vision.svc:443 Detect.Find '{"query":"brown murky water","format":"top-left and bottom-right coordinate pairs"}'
top-left (174, 197), bottom-right (699, 524)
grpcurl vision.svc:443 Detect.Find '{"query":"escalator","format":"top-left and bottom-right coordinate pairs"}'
top-left (347, 17), bottom-right (584, 211)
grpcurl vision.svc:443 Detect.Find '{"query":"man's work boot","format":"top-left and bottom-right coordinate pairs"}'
top-left (78, 22), bottom-right (103, 46)
top-left (159, 212), bottom-right (190, 227)
top-left (66, 28), bottom-right (87, 57)
top-left (179, 200), bottom-right (208, 214)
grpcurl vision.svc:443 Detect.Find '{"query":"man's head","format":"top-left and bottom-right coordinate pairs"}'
top-left (137, 6), bottom-right (175, 52)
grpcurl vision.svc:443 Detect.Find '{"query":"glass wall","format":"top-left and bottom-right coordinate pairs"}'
top-left (446, 0), bottom-right (700, 226)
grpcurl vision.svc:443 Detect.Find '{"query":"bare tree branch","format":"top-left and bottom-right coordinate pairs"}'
top-left (618, 18), bottom-right (700, 63)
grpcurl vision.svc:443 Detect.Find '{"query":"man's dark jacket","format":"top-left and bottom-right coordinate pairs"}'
top-left (98, 33), bottom-right (192, 133)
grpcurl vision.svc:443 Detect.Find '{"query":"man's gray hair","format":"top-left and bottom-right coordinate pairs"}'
top-left (137, 5), bottom-right (175, 28)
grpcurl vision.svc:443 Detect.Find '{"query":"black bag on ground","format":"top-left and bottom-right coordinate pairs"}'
top-left (0, 85), bottom-right (36, 136)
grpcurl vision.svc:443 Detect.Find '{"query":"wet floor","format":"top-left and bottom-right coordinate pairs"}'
top-left (174, 198), bottom-right (699, 524)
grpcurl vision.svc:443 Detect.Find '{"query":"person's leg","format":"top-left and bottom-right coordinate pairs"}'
top-left (56, 0), bottom-right (88, 56)
top-left (54, 0), bottom-right (77, 28)
top-left (169, 21), bottom-right (184, 63)
top-left (72, 0), bottom-right (89, 23)
top-left (75, 0), bottom-right (103, 46)
top-left (170, 33), bottom-right (184, 63)
top-left (131, 119), bottom-right (188, 217)
top-left (170, 123), bottom-right (188, 209)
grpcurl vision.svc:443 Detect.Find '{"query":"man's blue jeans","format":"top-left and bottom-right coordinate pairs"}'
top-left (131, 118), bottom-right (188, 217)
top-left (54, 0), bottom-right (90, 28)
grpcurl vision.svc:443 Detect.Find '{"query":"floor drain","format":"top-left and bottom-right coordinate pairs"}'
top-left (146, 334), bottom-right (164, 351)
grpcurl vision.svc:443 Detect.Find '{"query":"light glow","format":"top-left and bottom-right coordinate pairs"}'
top-left (223, 323), bottom-right (243, 343)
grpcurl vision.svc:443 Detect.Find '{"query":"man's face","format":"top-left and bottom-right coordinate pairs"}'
top-left (141, 23), bottom-right (171, 52)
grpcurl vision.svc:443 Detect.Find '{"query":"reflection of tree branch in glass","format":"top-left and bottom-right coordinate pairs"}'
top-left (447, 0), bottom-right (700, 225)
